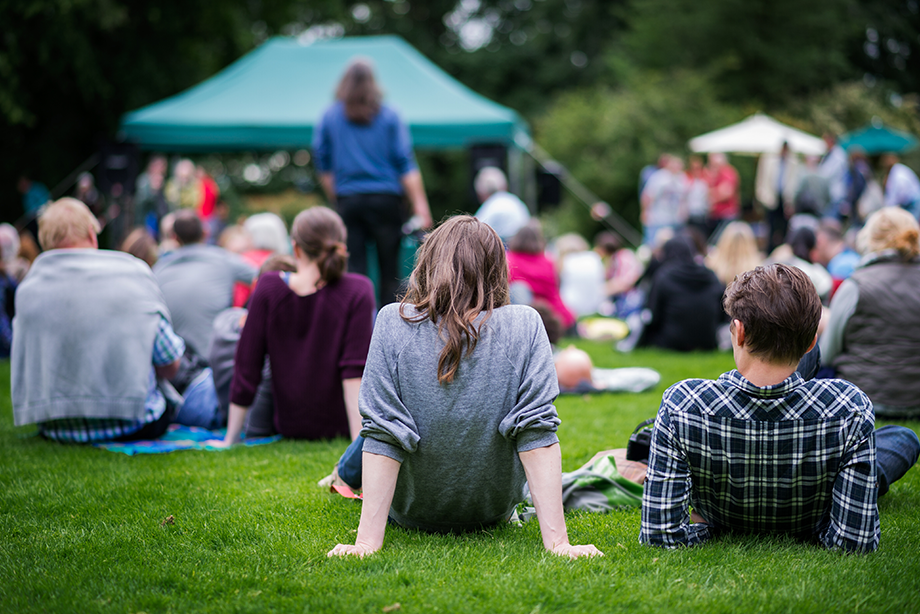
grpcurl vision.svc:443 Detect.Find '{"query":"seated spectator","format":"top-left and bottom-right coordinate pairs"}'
top-left (327, 216), bottom-right (601, 559)
top-left (214, 206), bottom-right (375, 444)
top-left (554, 233), bottom-right (606, 319)
top-left (812, 218), bottom-right (860, 286)
top-left (594, 231), bottom-right (643, 317)
top-left (209, 254), bottom-right (297, 438)
top-left (766, 226), bottom-right (833, 303)
top-left (0, 224), bottom-right (19, 358)
top-left (641, 263), bottom-right (919, 552)
top-left (473, 166), bottom-right (531, 244)
top-left (821, 207), bottom-right (920, 418)
top-left (638, 235), bottom-right (725, 352)
top-left (11, 198), bottom-right (183, 442)
top-left (506, 221), bottom-right (575, 333)
top-left (217, 224), bottom-right (253, 254)
top-left (153, 210), bottom-right (257, 357)
top-left (119, 227), bottom-right (160, 269)
top-left (705, 221), bottom-right (763, 286)
top-left (233, 212), bottom-right (291, 307)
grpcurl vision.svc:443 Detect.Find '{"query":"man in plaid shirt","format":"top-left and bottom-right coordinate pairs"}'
top-left (640, 263), bottom-right (919, 552)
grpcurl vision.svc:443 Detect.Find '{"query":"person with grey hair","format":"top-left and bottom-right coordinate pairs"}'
top-left (473, 166), bottom-right (531, 244)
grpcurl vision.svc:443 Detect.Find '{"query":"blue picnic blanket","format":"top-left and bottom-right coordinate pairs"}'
top-left (93, 424), bottom-right (281, 455)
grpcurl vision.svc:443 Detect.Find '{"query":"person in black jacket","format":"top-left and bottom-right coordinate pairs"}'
top-left (639, 234), bottom-right (725, 351)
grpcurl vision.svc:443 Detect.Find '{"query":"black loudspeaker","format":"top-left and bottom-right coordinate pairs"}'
top-left (469, 143), bottom-right (507, 205)
top-left (97, 142), bottom-right (139, 198)
top-left (537, 160), bottom-right (563, 211)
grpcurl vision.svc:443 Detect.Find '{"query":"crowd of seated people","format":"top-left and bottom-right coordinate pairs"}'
top-left (6, 157), bottom-right (919, 560)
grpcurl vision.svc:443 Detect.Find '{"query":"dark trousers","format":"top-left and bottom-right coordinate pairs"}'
top-left (765, 198), bottom-right (788, 254)
top-left (338, 193), bottom-right (404, 306)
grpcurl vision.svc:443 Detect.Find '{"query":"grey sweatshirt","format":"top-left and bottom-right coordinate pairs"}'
top-left (360, 303), bottom-right (560, 532)
top-left (12, 249), bottom-right (171, 425)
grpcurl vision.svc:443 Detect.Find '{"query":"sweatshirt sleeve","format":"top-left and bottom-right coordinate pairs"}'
top-left (229, 275), bottom-right (273, 407)
top-left (359, 308), bottom-right (419, 463)
top-left (498, 308), bottom-right (561, 452)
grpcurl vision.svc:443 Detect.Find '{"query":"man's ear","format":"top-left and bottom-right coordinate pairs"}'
top-left (806, 332), bottom-right (818, 354)
top-left (733, 319), bottom-right (745, 347)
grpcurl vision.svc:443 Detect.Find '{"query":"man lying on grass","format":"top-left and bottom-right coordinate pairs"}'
top-left (640, 263), bottom-right (919, 552)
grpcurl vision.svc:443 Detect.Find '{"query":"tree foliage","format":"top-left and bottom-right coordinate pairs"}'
top-left (535, 69), bottom-right (744, 234)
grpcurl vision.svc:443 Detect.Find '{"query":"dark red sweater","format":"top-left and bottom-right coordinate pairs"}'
top-left (230, 272), bottom-right (375, 439)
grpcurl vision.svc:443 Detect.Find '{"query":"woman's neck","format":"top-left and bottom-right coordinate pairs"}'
top-left (287, 260), bottom-right (323, 296)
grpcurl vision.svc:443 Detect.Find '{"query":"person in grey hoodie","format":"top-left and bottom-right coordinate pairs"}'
top-left (327, 215), bottom-right (602, 560)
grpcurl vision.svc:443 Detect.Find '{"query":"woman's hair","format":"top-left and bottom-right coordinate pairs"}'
top-left (290, 206), bottom-right (349, 285)
top-left (335, 59), bottom-right (382, 124)
top-left (856, 206), bottom-right (920, 260)
top-left (401, 215), bottom-right (510, 384)
top-left (508, 220), bottom-right (545, 254)
top-left (119, 227), bottom-right (159, 268)
top-left (706, 221), bottom-right (762, 285)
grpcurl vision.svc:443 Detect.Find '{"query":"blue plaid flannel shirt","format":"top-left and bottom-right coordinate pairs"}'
top-left (39, 315), bottom-right (185, 443)
top-left (640, 370), bottom-right (879, 553)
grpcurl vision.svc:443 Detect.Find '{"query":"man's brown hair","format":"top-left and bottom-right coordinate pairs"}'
top-left (723, 263), bottom-right (821, 365)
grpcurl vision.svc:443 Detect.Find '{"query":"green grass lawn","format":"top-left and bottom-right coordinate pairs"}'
top-left (1, 345), bottom-right (919, 614)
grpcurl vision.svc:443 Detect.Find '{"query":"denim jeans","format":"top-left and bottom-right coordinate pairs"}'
top-left (174, 368), bottom-right (223, 430)
top-left (337, 435), bottom-right (366, 489)
top-left (875, 425), bottom-right (920, 497)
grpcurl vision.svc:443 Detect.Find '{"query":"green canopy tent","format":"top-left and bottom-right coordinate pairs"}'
top-left (119, 35), bottom-right (528, 151)
top-left (839, 122), bottom-right (918, 154)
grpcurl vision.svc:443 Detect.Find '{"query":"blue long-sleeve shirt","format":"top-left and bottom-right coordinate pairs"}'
top-left (312, 101), bottom-right (416, 197)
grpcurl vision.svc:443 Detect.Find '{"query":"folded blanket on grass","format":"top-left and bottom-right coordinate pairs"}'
top-left (93, 424), bottom-right (281, 455)
top-left (558, 367), bottom-right (660, 395)
top-left (516, 450), bottom-right (646, 522)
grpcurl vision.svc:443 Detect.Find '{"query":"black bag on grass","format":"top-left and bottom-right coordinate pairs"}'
top-left (625, 418), bottom-right (655, 463)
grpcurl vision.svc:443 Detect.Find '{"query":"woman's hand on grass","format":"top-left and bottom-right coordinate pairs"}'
top-left (204, 439), bottom-right (232, 448)
top-left (327, 543), bottom-right (378, 558)
top-left (550, 543), bottom-right (604, 559)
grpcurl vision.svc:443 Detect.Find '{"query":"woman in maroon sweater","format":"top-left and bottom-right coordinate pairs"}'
top-left (217, 206), bottom-right (375, 443)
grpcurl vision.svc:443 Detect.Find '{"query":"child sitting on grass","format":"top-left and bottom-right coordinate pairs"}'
top-left (640, 263), bottom-right (919, 552)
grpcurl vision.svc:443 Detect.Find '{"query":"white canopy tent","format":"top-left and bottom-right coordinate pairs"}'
top-left (689, 113), bottom-right (826, 156)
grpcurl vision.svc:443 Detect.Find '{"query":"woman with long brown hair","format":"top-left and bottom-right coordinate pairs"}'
top-left (313, 59), bottom-right (432, 305)
top-left (328, 216), bottom-right (602, 559)
top-left (214, 206), bottom-right (375, 444)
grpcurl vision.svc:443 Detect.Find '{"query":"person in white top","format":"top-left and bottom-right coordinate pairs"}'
top-left (473, 167), bottom-right (531, 244)
top-left (881, 154), bottom-right (920, 219)
top-left (640, 154), bottom-right (688, 245)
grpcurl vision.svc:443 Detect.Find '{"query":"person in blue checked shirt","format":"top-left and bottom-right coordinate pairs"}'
top-left (640, 263), bottom-right (919, 552)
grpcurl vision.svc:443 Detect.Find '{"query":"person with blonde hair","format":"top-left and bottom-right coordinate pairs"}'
top-left (313, 59), bottom-right (432, 305)
top-left (705, 221), bottom-right (763, 286)
top-left (12, 198), bottom-right (185, 442)
top-left (821, 206), bottom-right (920, 417)
top-left (215, 206), bottom-right (375, 444)
top-left (327, 216), bottom-right (602, 559)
